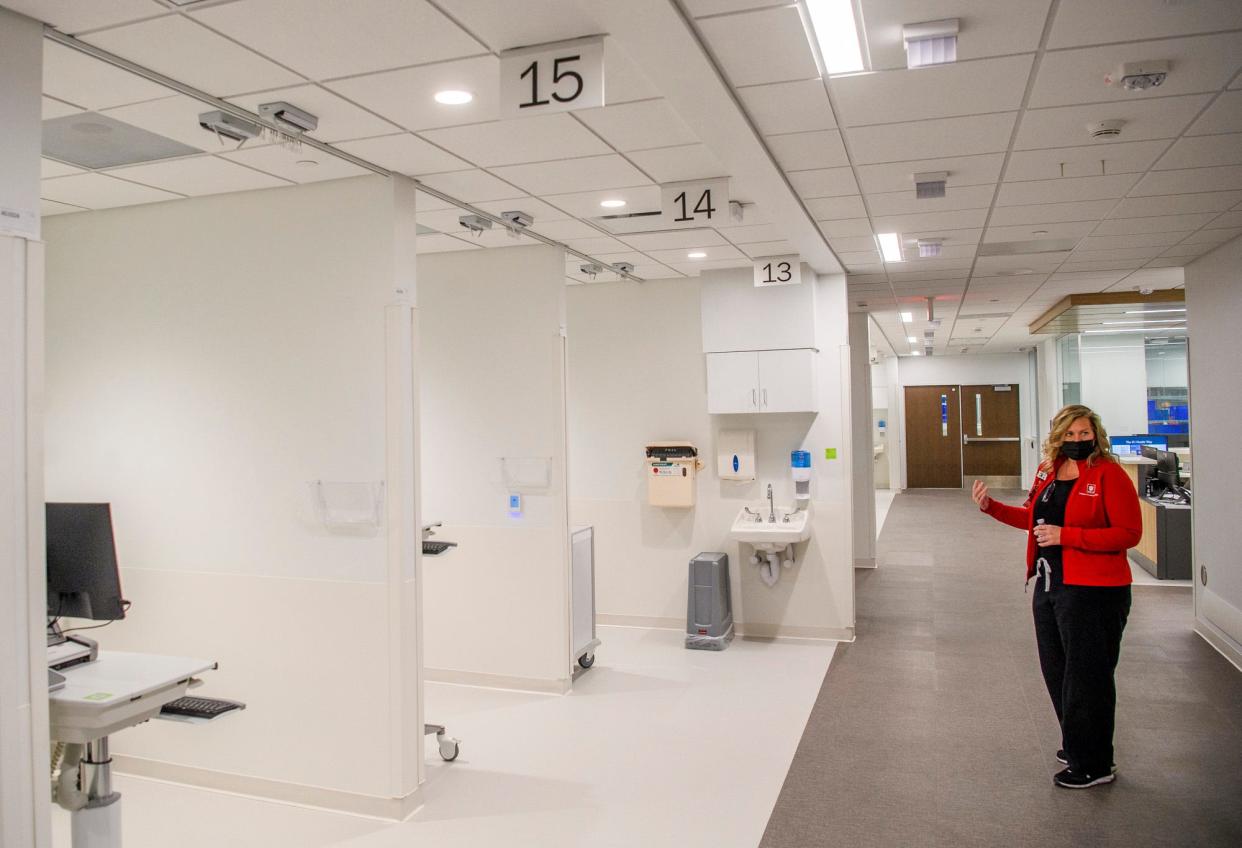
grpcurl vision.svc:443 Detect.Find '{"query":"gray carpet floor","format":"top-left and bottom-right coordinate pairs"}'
top-left (761, 488), bottom-right (1242, 848)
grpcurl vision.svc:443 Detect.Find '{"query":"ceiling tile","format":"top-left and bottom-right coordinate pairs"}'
top-left (737, 79), bottom-right (836, 135)
top-left (220, 145), bottom-right (369, 184)
top-left (740, 241), bottom-right (798, 258)
top-left (42, 40), bottom-right (171, 110)
top-left (862, 0), bottom-right (1051, 71)
top-left (41, 157), bottom-right (83, 178)
top-left (334, 133), bottom-right (470, 176)
top-left (819, 218), bottom-right (875, 238)
top-left (1155, 133), bottom-right (1242, 170)
top-left (845, 113), bottom-right (1016, 165)
top-left (855, 153), bottom-right (1005, 195)
top-left (696, 5), bottom-right (818, 87)
top-left (1004, 140), bottom-right (1169, 182)
top-left (539, 186), bottom-right (662, 218)
top-left (1142, 258), bottom-right (1188, 269)
top-left (1160, 243), bottom-right (1216, 258)
top-left (1075, 233), bottom-right (1186, 251)
top-left (471, 196), bottom-right (573, 224)
top-left (419, 114), bottom-right (611, 167)
top-left (600, 39), bottom-right (665, 106)
top-left (1207, 210), bottom-right (1242, 229)
top-left (226, 83), bottom-right (400, 143)
top-left (1187, 90), bottom-right (1242, 135)
top-left (1030, 32), bottom-right (1242, 109)
top-left (830, 236), bottom-right (882, 253)
top-left (806, 195), bottom-right (866, 220)
top-left (1047, 0), bottom-right (1242, 49)
top-left (627, 144), bottom-right (729, 184)
top-left (43, 96), bottom-right (83, 118)
top-left (491, 154), bottom-right (652, 195)
top-left (431, 0), bottom-right (604, 51)
top-left (107, 155), bottom-right (292, 196)
top-left (620, 229), bottom-right (727, 251)
top-left (984, 221), bottom-right (1097, 242)
top-left (192, 0), bottom-right (485, 81)
top-left (575, 100), bottom-right (700, 152)
top-left (325, 55), bottom-right (498, 133)
top-left (1182, 226), bottom-right (1242, 244)
top-left (41, 198), bottom-right (88, 216)
top-left (416, 168), bottom-right (526, 201)
top-left (1130, 165), bottom-right (1242, 196)
top-left (715, 223), bottom-right (787, 243)
top-left (1092, 213), bottom-right (1219, 235)
top-left (83, 15), bottom-right (303, 97)
top-left (1108, 191), bottom-right (1242, 218)
top-left (766, 130), bottom-right (848, 170)
top-left (683, 0), bottom-right (788, 15)
top-left (527, 219), bottom-right (606, 241)
top-left (1014, 95), bottom-right (1212, 150)
top-left (41, 172), bottom-right (182, 209)
top-left (99, 94), bottom-right (223, 150)
top-left (837, 250), bottom-right (883, 267)
top-left (2, 0), bottom-right (166, 34)
top-left (831, 55), bottom-right (1033, 127)
top-left (867, 183), bottom-right (996, 216)
top-left (870, 209), bottom-right (989, 233)
top-left (646, 244), bottom-right (747, 263)
top-left (417, 233), bottom-right (480, 253)
top-left (997, 173), bottom-right (1139, 206)
top-left (988, 199), bottom-right (1118, 225)
top-left (788, 167), bottom-right (859, 199)
top-left (668, 258), bottom-right (752, 276)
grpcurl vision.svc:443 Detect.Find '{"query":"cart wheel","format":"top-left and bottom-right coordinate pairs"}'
top-left (438, 736), bottom-right (460, 762)
top-left (578, 652), bottom-right (595, 669)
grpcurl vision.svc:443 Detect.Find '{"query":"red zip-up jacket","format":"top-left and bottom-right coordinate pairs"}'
top-left (981, 456), bottom-right (1142, 586)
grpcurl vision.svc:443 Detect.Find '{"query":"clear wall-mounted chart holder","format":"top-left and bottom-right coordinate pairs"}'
top-left (310, 480), bottom-right (385, 530)
top-left (500, 457), bottom-right (552, 493)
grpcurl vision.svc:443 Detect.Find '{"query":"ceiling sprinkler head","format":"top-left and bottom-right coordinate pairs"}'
top-left (1088, 119), bottom-right (1126, 139)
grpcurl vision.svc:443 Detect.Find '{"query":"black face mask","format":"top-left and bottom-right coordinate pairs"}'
top-left (1060, 440), bottom-right (1096, 461)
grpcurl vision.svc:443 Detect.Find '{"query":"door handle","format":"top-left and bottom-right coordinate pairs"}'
top-left (964, 437), bottom-right (1021, 443)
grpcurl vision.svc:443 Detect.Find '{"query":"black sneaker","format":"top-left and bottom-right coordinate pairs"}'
top-left (1056, 750), bottom-right (1117, 772)
top-left (1054, 768), bottom-right (1115, 789)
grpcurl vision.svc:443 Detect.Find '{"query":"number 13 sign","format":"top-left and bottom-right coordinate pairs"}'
top-left (754, 255), bottom-right (802, 288)
top-left (500, 36), bottom-right (605, 119)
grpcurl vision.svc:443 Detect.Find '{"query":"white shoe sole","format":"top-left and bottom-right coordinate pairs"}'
top-left (1055, 773), bottom-right (1116, 789)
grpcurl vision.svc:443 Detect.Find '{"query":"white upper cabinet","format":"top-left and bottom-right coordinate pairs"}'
top-left (706, 351), bottom-right (761, 414)
top-left (706, 349), bottom-right (818, 414)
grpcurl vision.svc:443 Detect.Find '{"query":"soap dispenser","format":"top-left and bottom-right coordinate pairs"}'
top-left (791, 450), bottom-right (811, 506)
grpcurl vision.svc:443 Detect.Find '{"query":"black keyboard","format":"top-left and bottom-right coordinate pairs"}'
top-left (422, 540), bottom-right (457, 556)
top-left (161, 696), bottom-right (245, 720)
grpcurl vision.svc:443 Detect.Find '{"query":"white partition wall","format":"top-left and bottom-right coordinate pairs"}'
top-left (0, 9), bottom-right (50, 847)
top-left (567, 272), bottom-right (855, 641)
top-left (41, 175), bottom-right (424, 817)
top-left (418, 244), bottom-right (572, 692)
top-left (1185, 234), bottom-right (1242, 669)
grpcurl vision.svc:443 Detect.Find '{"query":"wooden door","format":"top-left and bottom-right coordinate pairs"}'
top-left (961, 384), bottom-right (1021, 485)
top-left (904, 385), bottom-right (962, 488)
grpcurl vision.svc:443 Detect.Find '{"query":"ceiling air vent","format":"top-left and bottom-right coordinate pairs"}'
top-left (589, 210), bottom-right (663, 235)
top-left (916, 238), bottom-right (943, 257)
top-left (43, 112), bottom-right (203, 169)
top-left (914, 171), bottom-right (948, 199)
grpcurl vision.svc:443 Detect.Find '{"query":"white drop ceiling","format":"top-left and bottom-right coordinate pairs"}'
top-left (15, 0), bottom-right (1242, 354)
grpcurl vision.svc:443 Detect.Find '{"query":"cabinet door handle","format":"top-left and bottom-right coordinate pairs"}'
top-left (762, 388), bottom-right (768, 407)
top-left (751, 389), bottom-right (757, 408)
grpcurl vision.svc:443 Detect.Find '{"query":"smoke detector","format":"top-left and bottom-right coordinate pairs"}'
top-left (1088, 119), bottom-right (1126, 139)
top-left (1105, 60), bottom-right (1169, 91)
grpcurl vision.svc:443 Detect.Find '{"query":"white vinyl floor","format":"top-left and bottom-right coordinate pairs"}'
top-left (53, 625), bottom-right (835, 848)
top-left (874, 489), bottom-right (897, 538)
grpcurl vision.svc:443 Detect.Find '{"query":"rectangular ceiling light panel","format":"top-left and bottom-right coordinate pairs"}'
top-left (804, 0), bottom-right (867, 75)
top-left (876, 232), bottom-right (904, 262)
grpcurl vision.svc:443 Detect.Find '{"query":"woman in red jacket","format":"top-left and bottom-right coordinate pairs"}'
top-left (972, 404), bottom-right (1142, 789)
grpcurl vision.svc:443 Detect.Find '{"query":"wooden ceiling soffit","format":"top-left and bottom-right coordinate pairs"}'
top-left (1029, 290), bottom-right (1186, 336)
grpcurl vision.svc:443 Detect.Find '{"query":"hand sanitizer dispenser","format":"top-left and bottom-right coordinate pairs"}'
top-left (791, 450), bottom-right (811, 504)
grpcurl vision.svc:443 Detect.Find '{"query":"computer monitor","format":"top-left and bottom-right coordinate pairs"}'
top-left (46, 503), bottom-right (127, 621)
top-left (1111, 435), bottom-right (1168, 457)
top-left (1155, 450), bottom-right (1182, 490)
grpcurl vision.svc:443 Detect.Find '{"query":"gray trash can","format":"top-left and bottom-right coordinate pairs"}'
top-left (686, 552), bottom-right (734, 650)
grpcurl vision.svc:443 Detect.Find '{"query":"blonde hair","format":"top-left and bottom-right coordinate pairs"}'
top-left (1041, 404), bottom-right (1115, 470)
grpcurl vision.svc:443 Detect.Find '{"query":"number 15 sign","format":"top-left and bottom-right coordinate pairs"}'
top-left (500, 36), bottom-right (605, 119)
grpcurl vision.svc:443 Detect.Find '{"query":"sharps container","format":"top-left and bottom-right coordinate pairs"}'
top-left (686, 552), bottom-right (734, 650)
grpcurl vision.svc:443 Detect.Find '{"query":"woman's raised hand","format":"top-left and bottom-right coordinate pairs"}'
top-left (971, 479), bottom-right (991, 510)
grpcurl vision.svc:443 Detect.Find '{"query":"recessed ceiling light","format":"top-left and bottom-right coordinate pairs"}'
top-left (600, 199), bottom-right (626, 209)
top-left (434, 90), bottom-right (473, 105)
top-left (803, 0), bottom-right (867, 74)
top-left (907, 336), bottom-right (918, 343)
top-left (688, 251), bottom-right (708, 259)
top-left (295, 159), bottom-right (318, 168)
top-left (909, 350), bottom-right (922, 356)
top-left (900, 311), bottom-right (914, 322)
top-left (876, 233), bottom-right (904, 263)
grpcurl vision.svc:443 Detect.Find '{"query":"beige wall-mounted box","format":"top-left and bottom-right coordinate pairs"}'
top-left (645, 442), bottom-right (700, 507)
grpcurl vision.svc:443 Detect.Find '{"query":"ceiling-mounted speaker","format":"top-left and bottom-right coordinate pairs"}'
top-left (914, 171), bottom-right (948, 199)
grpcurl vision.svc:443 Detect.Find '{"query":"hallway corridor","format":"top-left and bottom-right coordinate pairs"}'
top-left (762, 489), bottom-right (1242, 847)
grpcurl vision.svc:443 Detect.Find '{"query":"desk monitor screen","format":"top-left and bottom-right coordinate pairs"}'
top-left (1112, 435), bottom-right (1168, 457)
top-left (46, 503), bottom-right (126, 621)
top-left (1154, 450), bottom-right (1182, 489)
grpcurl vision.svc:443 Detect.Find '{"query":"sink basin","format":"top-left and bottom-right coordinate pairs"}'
top-left (729, 507), bottom-right (811, 548)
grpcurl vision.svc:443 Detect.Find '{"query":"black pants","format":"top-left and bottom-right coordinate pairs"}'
top-left (1032, 582), bottom-right (1131, 775)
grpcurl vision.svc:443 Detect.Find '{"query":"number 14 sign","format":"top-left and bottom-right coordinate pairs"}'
top-left (754, 255), bottom-right (802, 288)
top-left (660, 178), bottom-right (730, 229)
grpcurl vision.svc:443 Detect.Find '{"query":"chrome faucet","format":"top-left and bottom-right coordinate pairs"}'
top-left (742, 506), bottom-right (762, 522)
top-left (767, 484), bottom-right (775, 523)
